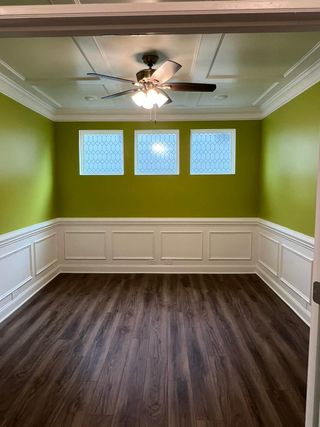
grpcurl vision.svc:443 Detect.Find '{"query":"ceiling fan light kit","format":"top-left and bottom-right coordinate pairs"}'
top-left (132, 88), bottom-right (169, 109)
top-left (87, 53), bottom-right (216, 110)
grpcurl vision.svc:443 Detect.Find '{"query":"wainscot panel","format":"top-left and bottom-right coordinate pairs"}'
top-left (0, 219), bottom-right (59, 322)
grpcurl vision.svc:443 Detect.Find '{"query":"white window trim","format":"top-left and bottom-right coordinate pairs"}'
top-left (134, 129), bottom-right (180, 176)
top-left (79, 130), bottom-right (124, 176)
top-left (190, 129), bottom-right (236, 175)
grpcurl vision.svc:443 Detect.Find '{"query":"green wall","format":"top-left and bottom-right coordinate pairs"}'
top-left (260, 83), bottom-right (320, 236)
top-left (54, 121), bottom-right (261, 218)
top-left (1, 82), bottom-right (319, 236)
top-left (0, 93), bottom-right (55, 234)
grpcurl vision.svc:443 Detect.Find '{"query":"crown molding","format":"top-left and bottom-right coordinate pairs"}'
top-left (260, 58), bottom-right (320, 118)
top-left (0, 72), bottom-right (55, 120)
top-left (52, 109), bottom-right (262, 122)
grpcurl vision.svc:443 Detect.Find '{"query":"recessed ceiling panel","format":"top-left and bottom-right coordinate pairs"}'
top-left (209, 32), bottom-right (320, 80)
top-left (0, 38), bottom-right (90, 80)
top-left (198, 80), bottom-right (275, 108)
top-left (35, 83), bottom-right (110, 109)
top-left (94, 34), bottom-right (202, 82)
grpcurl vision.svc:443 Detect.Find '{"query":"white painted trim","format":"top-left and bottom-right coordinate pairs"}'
top-left (160, 230), bottom-right (203, 260)
top-left (0, 244), bottom-right (33, 299)
top-left (60, 264), bottom-right (256, 274)
top-left (111, 230), bottom-right (155, 260)
top-left (34, 233), bottom-right (58, 275)
top-left (305, 140), bottom-right (320, 427)
top-left (0, 267), bottom-right (60, 323)
top-left (257, 266), bottom-right (311, 325)
top-left (64, 230), bottom-right (107, 260)
top-left (260, 59), bottom-right (320, 118)
top-left (0, 71), bottom-right (55, 120)
top-left (0, 216), bottom-right (314, 327)
top-left (258, 233), bottom-right (280, 277)
top-left (279, 244), bottom-right (313, 304)
top-left (208, 230), bottom-right (253, 260)
top-left (57, 217), bottom-right (259, 226)
top-left (283, 41), bottom-right (320, 78)
top-left (53, 110), bottom-right (263, 122)
top-left (0, 2), bottom-right (319, 38)
top-left (0, 218), bottom-right (58, 247)
top-left (257, 218), bottom-right (314, 249)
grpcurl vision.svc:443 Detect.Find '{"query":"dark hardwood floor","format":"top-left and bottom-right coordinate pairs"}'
top-left (0, 273), bottom-right (309, 427)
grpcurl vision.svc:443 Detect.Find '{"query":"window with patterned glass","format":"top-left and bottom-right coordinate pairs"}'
top-left (134, 130), bottom-right (179, 175)
top-left (79, 131), bottom-right (124, 175)
top-left (190, 129), bottom-right (236, 175)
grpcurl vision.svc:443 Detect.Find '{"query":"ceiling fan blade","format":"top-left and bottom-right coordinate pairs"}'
top-left (164, 82), bottom-right (216, 92)
top-left (151, 60), bottom-right (182, 84)
top-left (101, 88), bottom-right (138, 100)
top-left (87, 72), bottom-right (135, 84)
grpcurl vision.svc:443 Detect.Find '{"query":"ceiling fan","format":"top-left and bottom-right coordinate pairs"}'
top-left (87, 54), bottom-right (216, 109)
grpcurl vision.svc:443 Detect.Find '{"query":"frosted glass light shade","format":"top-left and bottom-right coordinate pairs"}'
top-left (155, 91), bottom-right (169, 107)
top-left (131, 91), bottom-right (146, 107)
top-left (131, 88), bottom-right (169, 109)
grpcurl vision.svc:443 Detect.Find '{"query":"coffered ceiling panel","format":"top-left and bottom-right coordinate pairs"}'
top-left (94, 34), bottom-right (214, 82)
top-left (209, 33), bottom-right (320, 80)
top-left (0, 31), bottom-right (318, 119)
top-left (0, 38), bottom-right (90, 80)
top-left (198, 80), bottom-right (273, 107)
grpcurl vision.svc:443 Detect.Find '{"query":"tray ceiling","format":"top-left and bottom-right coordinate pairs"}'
top-left (0, 31), bottom-right (319, 120)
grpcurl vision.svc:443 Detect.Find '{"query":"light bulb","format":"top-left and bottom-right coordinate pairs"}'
top-left (131, 91), bottom-right (146, 107)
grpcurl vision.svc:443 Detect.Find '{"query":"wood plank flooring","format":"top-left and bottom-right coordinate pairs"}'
top-left (0, 273), bottom-right (309, 427)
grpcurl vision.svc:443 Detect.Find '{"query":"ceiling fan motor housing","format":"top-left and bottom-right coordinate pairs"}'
top-left (136, 68), bottom-right (155, 83)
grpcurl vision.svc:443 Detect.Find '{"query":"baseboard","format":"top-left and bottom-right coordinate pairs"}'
top-left (257, 266), bottom-right (311, 325)
top-left (60, 264), bottom-right (256, 274)
top-left (0, 219), bottom-right (60, 323)
top-left (0, 266), bottom-right (60, 323)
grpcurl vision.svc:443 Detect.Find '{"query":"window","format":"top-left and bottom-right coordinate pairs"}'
top-left (135, 130), bottom-right (179, 175)
top-left (79, 131), bottom-right (124, 175)
top-left (190, 129), bottom-right (236, 175)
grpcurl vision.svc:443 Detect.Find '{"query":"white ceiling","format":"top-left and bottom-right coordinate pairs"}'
top-left (0, 31), bottom-right (319, 120)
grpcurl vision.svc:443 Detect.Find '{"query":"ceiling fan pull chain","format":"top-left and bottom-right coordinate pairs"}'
top-left (154, 105), bottom-right (157, 124)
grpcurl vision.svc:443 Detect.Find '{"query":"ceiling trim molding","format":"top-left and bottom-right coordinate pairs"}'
top-left (0, 72), bottom-right (55, 119)
top-left (260, 58), bottom-right (320, 118)
top-left (0, 2), bottom-right (320, 37)
top-left (52, 110), bottom-right (262, 122)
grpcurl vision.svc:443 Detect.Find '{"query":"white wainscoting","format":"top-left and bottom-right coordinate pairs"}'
top-left (0, 217), bottom-right (315, 325)
top-left (0, 219), bottom-right (59, 322)
top-left (209, 231), bottom-right (252, 260)
top-left (160, 231), bottom-right (203, 260)
top-left (112, 231), bottom-right (155, 260)
top-left (58, 218), bottom-right (258, 274)
top-left (64, 231), bottom-right (107, 260)
top-left (256, 219), bottom-right (314, 324)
